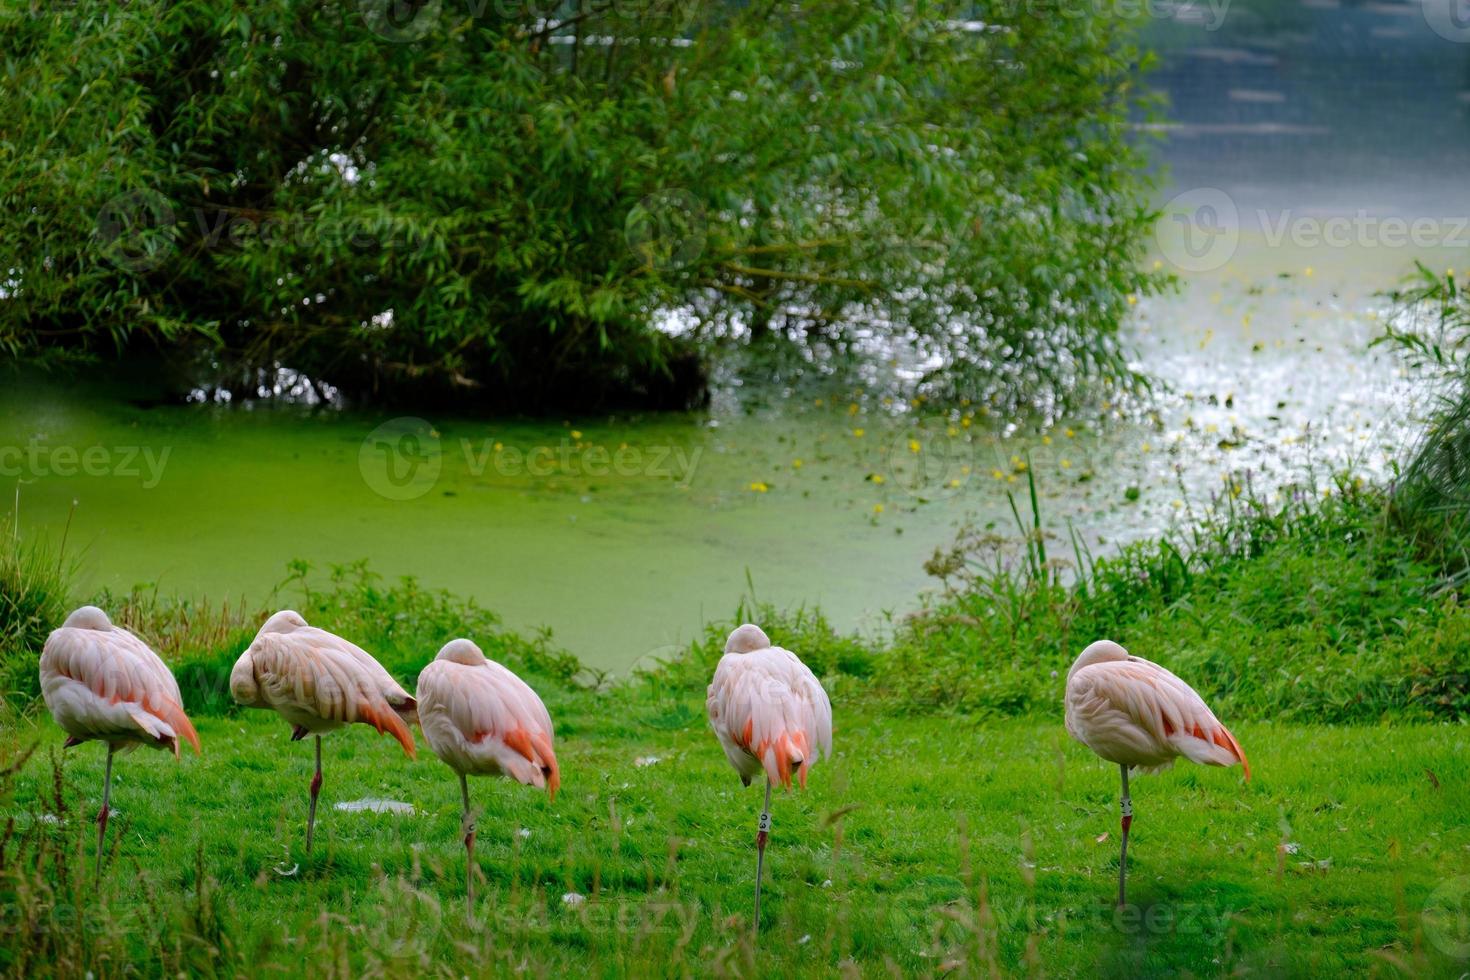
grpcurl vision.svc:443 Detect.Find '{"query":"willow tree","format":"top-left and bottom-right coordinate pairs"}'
top-left (0, 1), bottom-right (1163, 409)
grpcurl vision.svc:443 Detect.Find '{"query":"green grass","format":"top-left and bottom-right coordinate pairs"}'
top-left (2, 697), bottom-right (1468, 978)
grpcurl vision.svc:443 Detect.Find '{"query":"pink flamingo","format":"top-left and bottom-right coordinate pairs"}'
top-left (39, 606), bottom-right (201, 856)
top-left (229, 611), bottom-right (416, 852)
top-left (415, 638), bottom-right (560, 912)
top-left (707, 624), bottom-right (832, 930)
top-left (1065, 640), bottom-right (1250, 905)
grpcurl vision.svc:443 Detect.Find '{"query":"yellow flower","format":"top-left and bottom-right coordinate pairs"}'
top-left (1064, 428), bottom-right (1075, 438)
top-left (571, 430), bottom-right (582, 440)
top-left (848, 402), bottom-right (860, 415)
top-left (814, 398), bottom-right (824, 407)
top-left (748, 482), bottom-right (769, 493)
top-left (1141, 442), bottom-right (1151, 452)
top-left (493, 442), bottom-right (503, 452)
top-left (1304, 267), bottom-right (1314, 277)
top-left (947, 426), bottom-right (958, 437)
top-left (947, 478), bottom-right (961, 489)
top-left (991, 469), bottom-right (1005, 480)
top-left (961, 416), bottom-right (972, 429)
top-left (1041, 434), bottom-right (1052, 445)
top-left (871, 474), bottom-right (886, 485)
top-left (1153, 259), bottom-right (1163, 270)
top-left (908, 440), bottom-right (921, 454)
top-left (792, 459), bottom-right (803, 469)
top-left (852, 428), bottom-right (865, 438)
top-left (872, 503), bottom-right (884, 514)
top-left (1060, 459), bottom-right (1072, 469)
top-left (1127, 294), bottom-right (1138, 306)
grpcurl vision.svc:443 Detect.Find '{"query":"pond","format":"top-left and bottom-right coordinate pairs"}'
top-left (2, 6), bottom-right (1463, 672)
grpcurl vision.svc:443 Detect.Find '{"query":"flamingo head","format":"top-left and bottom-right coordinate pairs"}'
top-left (62, 606), bottom-right (113, 631)
top-left (257, 610), bottom-right (308, 636)
top-left (724, 623), bottom-right (772, 655)
top-left (1066, 639), bottom-right (1130, 685)
top-left (435, 638), bottom-right (487, 666)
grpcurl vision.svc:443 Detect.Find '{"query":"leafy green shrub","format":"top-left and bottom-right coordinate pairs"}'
top-left (1379, 264), bottom-right (1470, 576)
top-left (1, 1), bottom-right (1163, 411)
top-left (871, 476), bottom-right (1469, 722)
top-left (0, 520), bottom-right (71, 713)
top-left (640, 595), bottom-right (877, 697)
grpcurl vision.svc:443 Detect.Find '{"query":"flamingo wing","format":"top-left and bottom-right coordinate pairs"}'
top-left (707, 646), bottom-right (832, 789)
top-left (244, 629), bottom-right (416, 757)
top-left (40, 626), bottom-right (200, 756)
top-left (1067, 657), bottom-right (1249, 778)
top-left (416, 660), bottom-right (559, 798)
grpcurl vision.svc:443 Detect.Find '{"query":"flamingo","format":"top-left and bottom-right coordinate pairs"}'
top-left (39, 606), bottom-right (201, 857)
top-left (229, 610), bottom-right (416, 853)
top-left (1064, 640), bottom-right (1250, 906)
top-left (706, 623), bottom-right (832, 931)
top-left (415, 638), bottom-right (560, 913)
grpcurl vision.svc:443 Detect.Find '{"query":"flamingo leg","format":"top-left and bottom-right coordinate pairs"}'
top-left (753, 777), bottom-right (773, 933)
top-left (460, 772), bottom-right (476, 917)
top-left (1118, 764), bottom-right (1132, 907)
top-left (306, 735), bottom-right (323, 854)
top-left (96, 744), bottom-right (115, 865)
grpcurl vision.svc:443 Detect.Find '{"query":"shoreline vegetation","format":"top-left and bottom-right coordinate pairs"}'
top-left (6, 465), bottom-right (1464, 729)
top-left (1, 466), bottom-right (1468, 975)
top-left (1, 274), bottom-right (1467, 975)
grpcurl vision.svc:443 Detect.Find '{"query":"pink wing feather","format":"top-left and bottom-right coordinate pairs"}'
top-left (707, 646), bottom-right (832, 789)
top-left (40, 625), bottom-right (200, 756)
top-left (1067, 656), bottom-right (1249, 778)
top-left (416, 657), bottom-right (559, 798)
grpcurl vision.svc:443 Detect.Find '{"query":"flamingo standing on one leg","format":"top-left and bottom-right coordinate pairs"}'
top-left (706, 624), bottom-right (832, 932)
top-left (1064, 640), bottom-right (1250, 906)
top-left (415, 639), bottom-right (559, 915)
top-left (229, 611), bottom-right (416, 853)
top-left (39, 606), bottom-right (201, 859)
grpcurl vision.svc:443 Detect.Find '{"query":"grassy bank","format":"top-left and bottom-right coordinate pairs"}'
top-left (2, 411), bottom-right (1469, 974)
top-left (3, 704), bottom-right (1469, 977)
